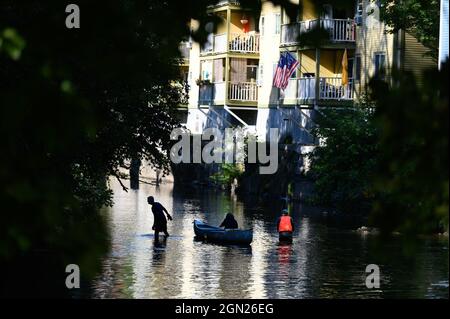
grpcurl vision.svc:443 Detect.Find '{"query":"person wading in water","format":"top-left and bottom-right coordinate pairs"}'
top-left (147, 196), bottom-right (172, 242)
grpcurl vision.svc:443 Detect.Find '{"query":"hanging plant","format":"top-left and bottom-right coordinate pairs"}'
top-left (195, 78), bottom-right (211, 86)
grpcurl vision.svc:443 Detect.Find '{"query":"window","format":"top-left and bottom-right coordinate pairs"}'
top-left (247, 59), bottom-right (259, 82)
top-left (355, 55), bottom-right (362, 81)
top-left (275, 13), bottom-right (281, 35)
top-left (374, 52), bottom-right (386, 79)
top-left (260, 16), bottom-right (265, 36)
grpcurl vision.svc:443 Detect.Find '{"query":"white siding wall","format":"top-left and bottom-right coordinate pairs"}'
top-left (257, 1), bottom-right (283, 109)
top-left (188, 20), bottom-right (201, 109)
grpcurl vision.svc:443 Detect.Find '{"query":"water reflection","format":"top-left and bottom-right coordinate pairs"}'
top-left (91, 179), bottom-right (449, 299)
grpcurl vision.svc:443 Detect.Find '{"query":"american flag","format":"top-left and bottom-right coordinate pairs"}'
top-left (273, 51), bottom-right (300, 91)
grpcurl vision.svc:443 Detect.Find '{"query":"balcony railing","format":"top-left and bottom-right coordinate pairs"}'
top-left (201, 33), bottom-right (260, 55)
top-left (320, 77), bottom-right (353, 100)
top-left (283, 77), bottom-right (353, 101)
top-left (229, 33), bottom-right (260, 53)
top-left (199, 82), bottom-right (258, 104)
top-left (281, 19), bottom-right (356, 45)
top-left (229, 82), bottom-right (258, 102)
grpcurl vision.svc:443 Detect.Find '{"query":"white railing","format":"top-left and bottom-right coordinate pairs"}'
top-left (298, 78), bottom-right (316, 100)
top-left (229, 33), bottom-right (260, 53)
top-left (201, 32), bottom-right (260, 54)
top-left (283, 78), bottom-right (298, 100)
top-left (320, 77), bottom-right (353, 100)
top-left (290, 77), bottom-right (353, 101)
top-left (324, 19), bottom-right (356, 42)
top-left (228, 82), bottom-right (258, 102)
top-left (281, 18), bottom-right (356, 45)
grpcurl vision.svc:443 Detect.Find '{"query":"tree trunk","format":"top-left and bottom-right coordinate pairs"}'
top-left (130, 158), bottom-right (141, 189)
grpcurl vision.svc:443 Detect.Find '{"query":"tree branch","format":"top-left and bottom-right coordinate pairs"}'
top-left (112, 172), bottom-right (129, 192)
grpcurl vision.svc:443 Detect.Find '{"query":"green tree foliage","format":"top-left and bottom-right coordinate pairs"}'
top-left (211, 164), bottom-right (244, 188)
top-left (369, 63), bottom-right (449, 235)
top-left (307, 62), bottom-right (448, 236)
top-left (307, 106), bottom-right (380, 214)
top-left (378, 0), bottom-right (440, 60)
top-left (0, 0), bottom-right (301, 296)
top-left (0, 1), bottom-right (186, 294)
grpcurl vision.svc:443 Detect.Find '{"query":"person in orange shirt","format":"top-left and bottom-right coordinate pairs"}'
top-left (277, 210), bottom-right (294, 243)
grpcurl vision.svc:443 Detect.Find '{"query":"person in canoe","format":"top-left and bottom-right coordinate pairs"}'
top-left (277, 210), bottom-right (294, 242)
top-left (219, 213), bottom-right (238, 229)
top-left (147, 196), bottom-right (172, 242)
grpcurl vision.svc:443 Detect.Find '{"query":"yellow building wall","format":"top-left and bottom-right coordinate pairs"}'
top-left (299, 50), bottom-right (341, 77)
top-left (355, 0), bottom-right (395, 93)
top-left (230, 11), bottom-right (247, 34)
top-left (281, 0), bottom-right (315, 23)
top-left (215, 10), bottom-right (257, 35)
top-left (403, 32), bottom-right (436, 85)
top-left (215, 13), bottom-right (228, 35)
top-left (301, 0), bottom-right (317, 21)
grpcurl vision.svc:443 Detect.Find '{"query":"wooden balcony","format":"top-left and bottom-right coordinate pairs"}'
top-left (281, 19), bottom-right (356, 47)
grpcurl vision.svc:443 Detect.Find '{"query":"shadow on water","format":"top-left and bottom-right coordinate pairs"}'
top-left (90, 179), bottom-right (449, 299)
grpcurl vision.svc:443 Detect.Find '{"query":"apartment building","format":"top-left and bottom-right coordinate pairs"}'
top-left (183, 0), bottom-right (435, 144)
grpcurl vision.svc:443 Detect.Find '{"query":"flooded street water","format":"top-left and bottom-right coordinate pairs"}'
top-left (91, 179), bottom-right (449, 299)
